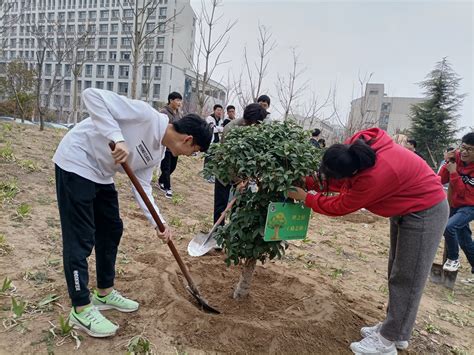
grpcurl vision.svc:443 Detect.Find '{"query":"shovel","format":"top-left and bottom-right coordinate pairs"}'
top-left (188, 197), bottom-right (237, 257)
top-left (109, 143), bottom-right (219, 314)
top-left (429, 240), bottom-right (457, 289)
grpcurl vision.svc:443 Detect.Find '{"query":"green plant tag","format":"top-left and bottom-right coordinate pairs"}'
top-left (264, 202), bottom-right (311, 241)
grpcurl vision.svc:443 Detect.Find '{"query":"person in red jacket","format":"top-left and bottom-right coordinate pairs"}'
top-left (288, 128), bottom-right (448, 355)
top-left (438, 132), bottom-right (474, 281)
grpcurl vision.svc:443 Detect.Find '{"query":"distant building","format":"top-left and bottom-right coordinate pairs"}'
top-left (0, 0), bottom-right (225, 122)
top-left (348, 83), bottom-right (424, 136)
top-left (292, 114), bottom-right (343, 145)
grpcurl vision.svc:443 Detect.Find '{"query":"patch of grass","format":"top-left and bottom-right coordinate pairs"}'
top-left (2, 123), bottom-right (13, 131)
top-left (1, 277), bottom-right (13, 293)
top-left (0, 179), bottom-right (20, 203)
top-left (425, 321), bottom-right (441, 334)
top-left (378, 284), bottom-right (389, 295)
top-left (13, 202), bottom-right (31, 221)
top-left (126, 335), bottom-right (155, 355)
top-left (437, 309), bottom-right (472, 327)
top-left (45, 217), bottom-right (60, 228)
top-left (445, 290), bottom-right (456, 304)
top-left (151, 170), bottom-right (158, 185)
top-left (37, 195), bottom-right (53, 205)
top-left (169, 217), bottom-right (183, 227)
top-left (24, 270), bottom-right (50, 285)
top-left (0, 233), bottom-right (14, 255)
top-left (171, 193), bottom-right (184, 205)
top-left (0, 142), bottom-right (15, 161)
top-left (18, 159), bottom-right (39, 172)
top-left (11, 296), bottom-right (27, 318)
top-left (330, 267), bottom-right (346, 279)
top-left (58, 314), bottom-right (74, 336)
top-left (335, 246), bottom-right (344, 256)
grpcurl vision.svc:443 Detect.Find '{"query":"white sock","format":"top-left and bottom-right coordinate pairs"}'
top-left (379, 333), bottom-right (394, 346)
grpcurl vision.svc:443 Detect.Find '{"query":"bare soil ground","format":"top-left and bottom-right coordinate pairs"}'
top-left (0, 122), bottom-right (473, 354)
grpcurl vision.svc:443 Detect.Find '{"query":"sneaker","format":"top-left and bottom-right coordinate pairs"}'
top-left (165, 190), bottom-right (173, 199)
top-left (461, 277), bottom-right (474, 284)
top-left (350, 333), bottom-right (397, 355)
top-left (92, 289), bottom-right (139, 313)
top-left (158, 183), bottom-right (166, 192)
top-left (361, 323), bottom-right (408, 350)
top-left (68, 305), bottom-right (118, 338)
top-left (443, 259), bottom-right (460, 272)
top-left (206, 176), bottom-right (215, 184)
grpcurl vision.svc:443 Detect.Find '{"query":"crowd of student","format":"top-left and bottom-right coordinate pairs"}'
top-left (51, 87), bottom-right (473, 355)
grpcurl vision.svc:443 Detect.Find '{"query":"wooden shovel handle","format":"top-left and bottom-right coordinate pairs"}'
top-left (108, 142), bottom-right (200, 294)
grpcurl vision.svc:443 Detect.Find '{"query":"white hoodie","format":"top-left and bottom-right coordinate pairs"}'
top-left (53, 88), bottom-right (167, 226)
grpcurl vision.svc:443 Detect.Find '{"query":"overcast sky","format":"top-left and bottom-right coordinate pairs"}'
top-left (190, 0), bottom-right (473, 135)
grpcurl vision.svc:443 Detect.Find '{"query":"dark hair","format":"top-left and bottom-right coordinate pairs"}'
top-left (213, 104), bottom-right (223, 111)
top-left (318, 138), bottom-right (326, 148)
top-left (226, 105), bottom-right (235, 111)
top-left (243, 103), bottom-right (268, 123)
top-left (407, 139), bottom-right (417, 148)
top-left (461, 132), bottom-right (474, 145)
top-left (172, 113), bottom-right (213, 152)
top-left (312, 129), bottom-right (321, 137)
top-left (257, 94), bottom-right (271, 106)
top-left (320, 139), bottom-right (376, 179)
top-left (167, 91), bottom-right (182, 103)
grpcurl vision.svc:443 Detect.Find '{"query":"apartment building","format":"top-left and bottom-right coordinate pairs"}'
top-left (0, 0), bottom-right (225, 121)
top-left (348, 83), bottom-right (424, 136)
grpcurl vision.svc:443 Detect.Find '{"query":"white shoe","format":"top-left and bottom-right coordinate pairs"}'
top-left (165, 190), bottom-right (173, 199)
top-left (443, 259), bottom-right (460, 272)
top-left (361, 323), bottom-right (408, 350)
top-left (350, 333), bottom-right (397, 354)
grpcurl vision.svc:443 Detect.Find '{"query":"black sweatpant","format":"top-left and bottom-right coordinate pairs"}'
top-left (214, 178), bottom-right (231, 225)
top-left (158, 150), bottom-right (178, 190)
top-left (55, 165), bottom-right (123, 307)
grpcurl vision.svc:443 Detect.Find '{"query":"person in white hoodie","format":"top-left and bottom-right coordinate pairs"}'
top-left (53, 88), bottom-right (212, 338)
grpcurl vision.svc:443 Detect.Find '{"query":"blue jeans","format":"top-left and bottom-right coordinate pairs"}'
top-left (443, 206), bottom-right (474, 273)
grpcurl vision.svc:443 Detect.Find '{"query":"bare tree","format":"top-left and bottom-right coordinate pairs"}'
top-left (185, 0), bottom-right (237, 115)
top-left (118, 0), bottom-right (182, 99)
top-left (62, 30), bottom-right (96, 124)
top-left (275, 48), bottom-right (309, 121)
top-left (332, 72), bottom-right (379, 139)
top-left (299, 88), bottom-right (334, 128)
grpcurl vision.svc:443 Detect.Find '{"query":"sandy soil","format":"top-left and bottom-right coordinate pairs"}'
top-left (0, 122), bottom-right (473, 354)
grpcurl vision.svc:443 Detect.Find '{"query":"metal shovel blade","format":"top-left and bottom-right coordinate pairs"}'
top-left (187, 232), bottom-right (218, 257)
top-left (429, 263), bottom-right (457, 289)
top-left (186, 286), bottom-right (220, 314)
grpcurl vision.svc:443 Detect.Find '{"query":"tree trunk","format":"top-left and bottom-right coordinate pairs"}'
top-left (233, 258), bottom-right (257, 299)
top-left (71, 73), bottom-right (78, 124)
top-left (131, 50), bottom-right (139, 99)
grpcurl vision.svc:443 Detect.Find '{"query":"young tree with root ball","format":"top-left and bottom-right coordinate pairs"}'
top-left (204, 121), bottom-right (321, 298)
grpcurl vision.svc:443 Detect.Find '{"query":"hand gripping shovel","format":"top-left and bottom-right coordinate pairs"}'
top-left (109, 143), bottom-right (219, 314)
top-left (429, 240), bottom-right (458, 289)
top-left (188, 197), bottom-right (237, 257)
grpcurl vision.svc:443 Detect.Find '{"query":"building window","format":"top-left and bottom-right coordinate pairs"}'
top-left (110, 23), bottom-right (119, 32)
top-left (97, 64), bottom-right (105, 77)
top-left (67, 11), bottom-right (75, 20)
top-left (96, 81), bottom-right (104, 89)
top-left (87, 51), bottom-right (94, 60)
top-left (100, 10), bottom-right (108, 19)
top-left (144, 51), bottom-right (153, 62)
top-left (153, 84), bottom-right (160, 98)
top-left (120, 51), bottom-right (130, 61)
top-left (107, 82), bottom-right (114, 91)
top-left (157, 36), bottom-right (164, 47)
top-left (85, 81), bottom-right (92, 89)
top-left (122, 23), bottom-right (132, 32)
top-left (107, 65), bottom-right (114, 77)
top-left (98, 51), bottom-right (106, 60)
top-left (99, 24), bottom-right (108, 32)
top-left (154, 66), bottom-right (161, 79)
top-left (64, 96), bottom-right (70, 106)
top-left (89, 10), bottom-right (96, 19)
top-left (123, 9), bottom-right (133, 18)
top-left (118, 82), bottom-right (128, 95)
top-left (142, 66), bottom-right (150, 79)
top-left (110, 37), bottom-right (118, 47)
top-left (111, 9), bottom-right (119, 19)
top-left (156, 51), bottom-right (163, 63)
top-left (64, 80), bottom-right (71, 92)
top-left (369, 90), bottom-right (379, 95)
top-left (121, 38), bottom-right (131, 47)
top-left (85, 64), bottom-right (92, 77)
top-left (119, 65), bottom-right (129, 78)
top-left (78, 11), bottom-right (86, 19)
top-left (45, 63), bottom-right (52, 75)
top-left (109, 51), bottom-right (117, 60)
top-left (159, 7), bottom-right (167, 17)
top-left (78, 24), bottom-right (86, 32)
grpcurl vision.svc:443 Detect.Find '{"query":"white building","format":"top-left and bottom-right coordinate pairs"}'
top-left (348, 83), bottom-right (424, 136)
top-left (292, 114), bottom-right (344, 145)
top-left (0, 0), bottom-right (225, 122)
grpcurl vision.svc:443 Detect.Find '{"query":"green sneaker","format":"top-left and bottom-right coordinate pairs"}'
top-left (92, 289), bottom-right (139, 312)
top-left (68, 305), bottom-right (118, 338)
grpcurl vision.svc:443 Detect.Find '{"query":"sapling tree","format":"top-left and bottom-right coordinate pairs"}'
top-left (204, 121), bottom-right (321, 298)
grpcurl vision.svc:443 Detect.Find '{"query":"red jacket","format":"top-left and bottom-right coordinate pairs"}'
top-left (304, 128), bottom-right (446, 217)
top-left (438, 151), bottom-right (474, 208)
